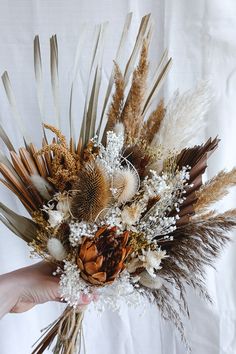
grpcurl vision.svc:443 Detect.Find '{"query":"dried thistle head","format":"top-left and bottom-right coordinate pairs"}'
top-left (70, 162), bottom-right (111, 222)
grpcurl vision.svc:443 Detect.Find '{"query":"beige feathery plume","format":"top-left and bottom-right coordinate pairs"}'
top-left (102, 63), bottom-right (125, 144)
top-left (70, 162), bottom-right (111, 222)
top-left (141, 99), bottom-right (165, 143)
top-left (194, 168), bottom-right (236, 213)
top-left (112, 168), bottom-right (139, 204)
top-left (121, 39), bottom-right (149, 142)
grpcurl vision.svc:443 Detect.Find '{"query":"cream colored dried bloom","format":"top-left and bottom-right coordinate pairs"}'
top-left (139, 248), bottom-right (167, 277)
top-left (128, 248), bottom-right (167, 277)
top-left (121, 204), bottom-right (142, 226)
top-left (57, 195), bottom-right (71, 216)
top-left (138, 271), bottom-right (163, 289)
top-left (47, 210), bottom-right (64, 227)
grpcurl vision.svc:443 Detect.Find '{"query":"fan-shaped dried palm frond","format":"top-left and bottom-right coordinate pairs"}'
top-left (0, 202), bottom-right (38, 242)
top-left (173, 137), bottom-right (219, 227)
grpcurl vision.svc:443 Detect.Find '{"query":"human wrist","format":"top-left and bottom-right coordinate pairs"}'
top-left (0, 271), bottom-right (21, 318)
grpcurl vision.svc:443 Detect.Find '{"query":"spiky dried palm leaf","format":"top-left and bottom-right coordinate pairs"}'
top-left (173, 137), bottom-right (220, 227)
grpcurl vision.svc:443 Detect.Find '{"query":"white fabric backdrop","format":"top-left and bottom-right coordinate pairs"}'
top-left (0, 1), bottom-right (235, 353)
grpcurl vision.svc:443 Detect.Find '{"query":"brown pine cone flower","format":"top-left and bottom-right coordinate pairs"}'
top-left (77, 226), bottom-right (131, 285)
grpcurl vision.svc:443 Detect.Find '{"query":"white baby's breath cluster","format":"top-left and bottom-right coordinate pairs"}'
top-left (59, 261), bottom-right (94, 307)
top-left (69, 221), bottom-right (98, 247)
top-left (91, 271), bottom-right (144, 312)
top-left (59, 262), bottom-right (143, 311)
top-left (97, 131), bottom-right (124, 175)
top-left (137, 167), bottom-right (190, 241)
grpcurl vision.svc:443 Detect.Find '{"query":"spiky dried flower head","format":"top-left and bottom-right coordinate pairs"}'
top-left (70, 162), bottom-right (111, 222)
top-left (112, 167), bottom-right (139, 204)
top-left (77, 226), bottom-right (131, 285)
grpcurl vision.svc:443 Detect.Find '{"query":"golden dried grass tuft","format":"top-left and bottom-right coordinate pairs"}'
top-left (141, 99), bottom-right (165, 143)
top-left (121, 40), bottom-right (149, 142)
top-left (102, 62), bottom-right (125, 144)
top-left (194, 168), bottom-right (236, 213)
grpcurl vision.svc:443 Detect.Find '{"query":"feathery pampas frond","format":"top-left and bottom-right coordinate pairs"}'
top-left (151, 210), bottom-right (236, 344)
top-left (194, 168), bottom-right (236, 213)
top-left (152, 81), bottom-right (213, 158)
top-left (121, 40), bottom-right (149, 142)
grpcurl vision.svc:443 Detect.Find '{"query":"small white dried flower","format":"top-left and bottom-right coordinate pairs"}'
top-left (139, 248), bottom-right (168, 277)
top-left (47, 238), bottom-right (67, 261)
top-left (138, 271), bottom-right (163, 289)
top-left (121, 204), bottom-right (142, 226)
top-left (113, 122), bottom-right (125, 138)
top-left (47, 210), bottom-right (64, 227)
top-left (113, 168), bottom-right (139, 204)
top-left (56, 196), bottom-right (71, 216)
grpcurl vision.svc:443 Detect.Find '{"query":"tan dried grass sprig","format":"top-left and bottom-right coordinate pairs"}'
top-left (194, 168), bottom-right (236, 213)
top-left (151, 210), bottom-right (236, 344)
top-left (141, 99), bottom-right (165, 143)
top-left (102, 63), bottom-right (125, 144)
top-left (121, 40), bottom-right (149, 142)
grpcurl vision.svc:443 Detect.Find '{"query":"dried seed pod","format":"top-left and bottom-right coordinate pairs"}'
top-left (71, 162), bottom-right (111, 222)
top-left (77, 226), bottom-right (131, 285)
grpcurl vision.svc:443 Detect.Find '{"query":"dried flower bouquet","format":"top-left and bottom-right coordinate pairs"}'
top-left (0, 13), bottom-right (236, 354)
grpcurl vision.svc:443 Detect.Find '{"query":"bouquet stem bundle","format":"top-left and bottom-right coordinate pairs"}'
top-left (33, 306), bottom-right (85, 354)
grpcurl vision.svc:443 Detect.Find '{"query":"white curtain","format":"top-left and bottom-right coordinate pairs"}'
top-left (0, 1), bottom-right (235, 353)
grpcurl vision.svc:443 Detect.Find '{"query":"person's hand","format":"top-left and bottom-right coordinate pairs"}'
top-left (0, 261), bottom-right (92, 318)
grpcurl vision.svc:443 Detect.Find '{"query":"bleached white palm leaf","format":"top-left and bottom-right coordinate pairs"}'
top-left (50, 35), bottom-right (61, 129)
top-left (152, 81), bottom-right (213, 158)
